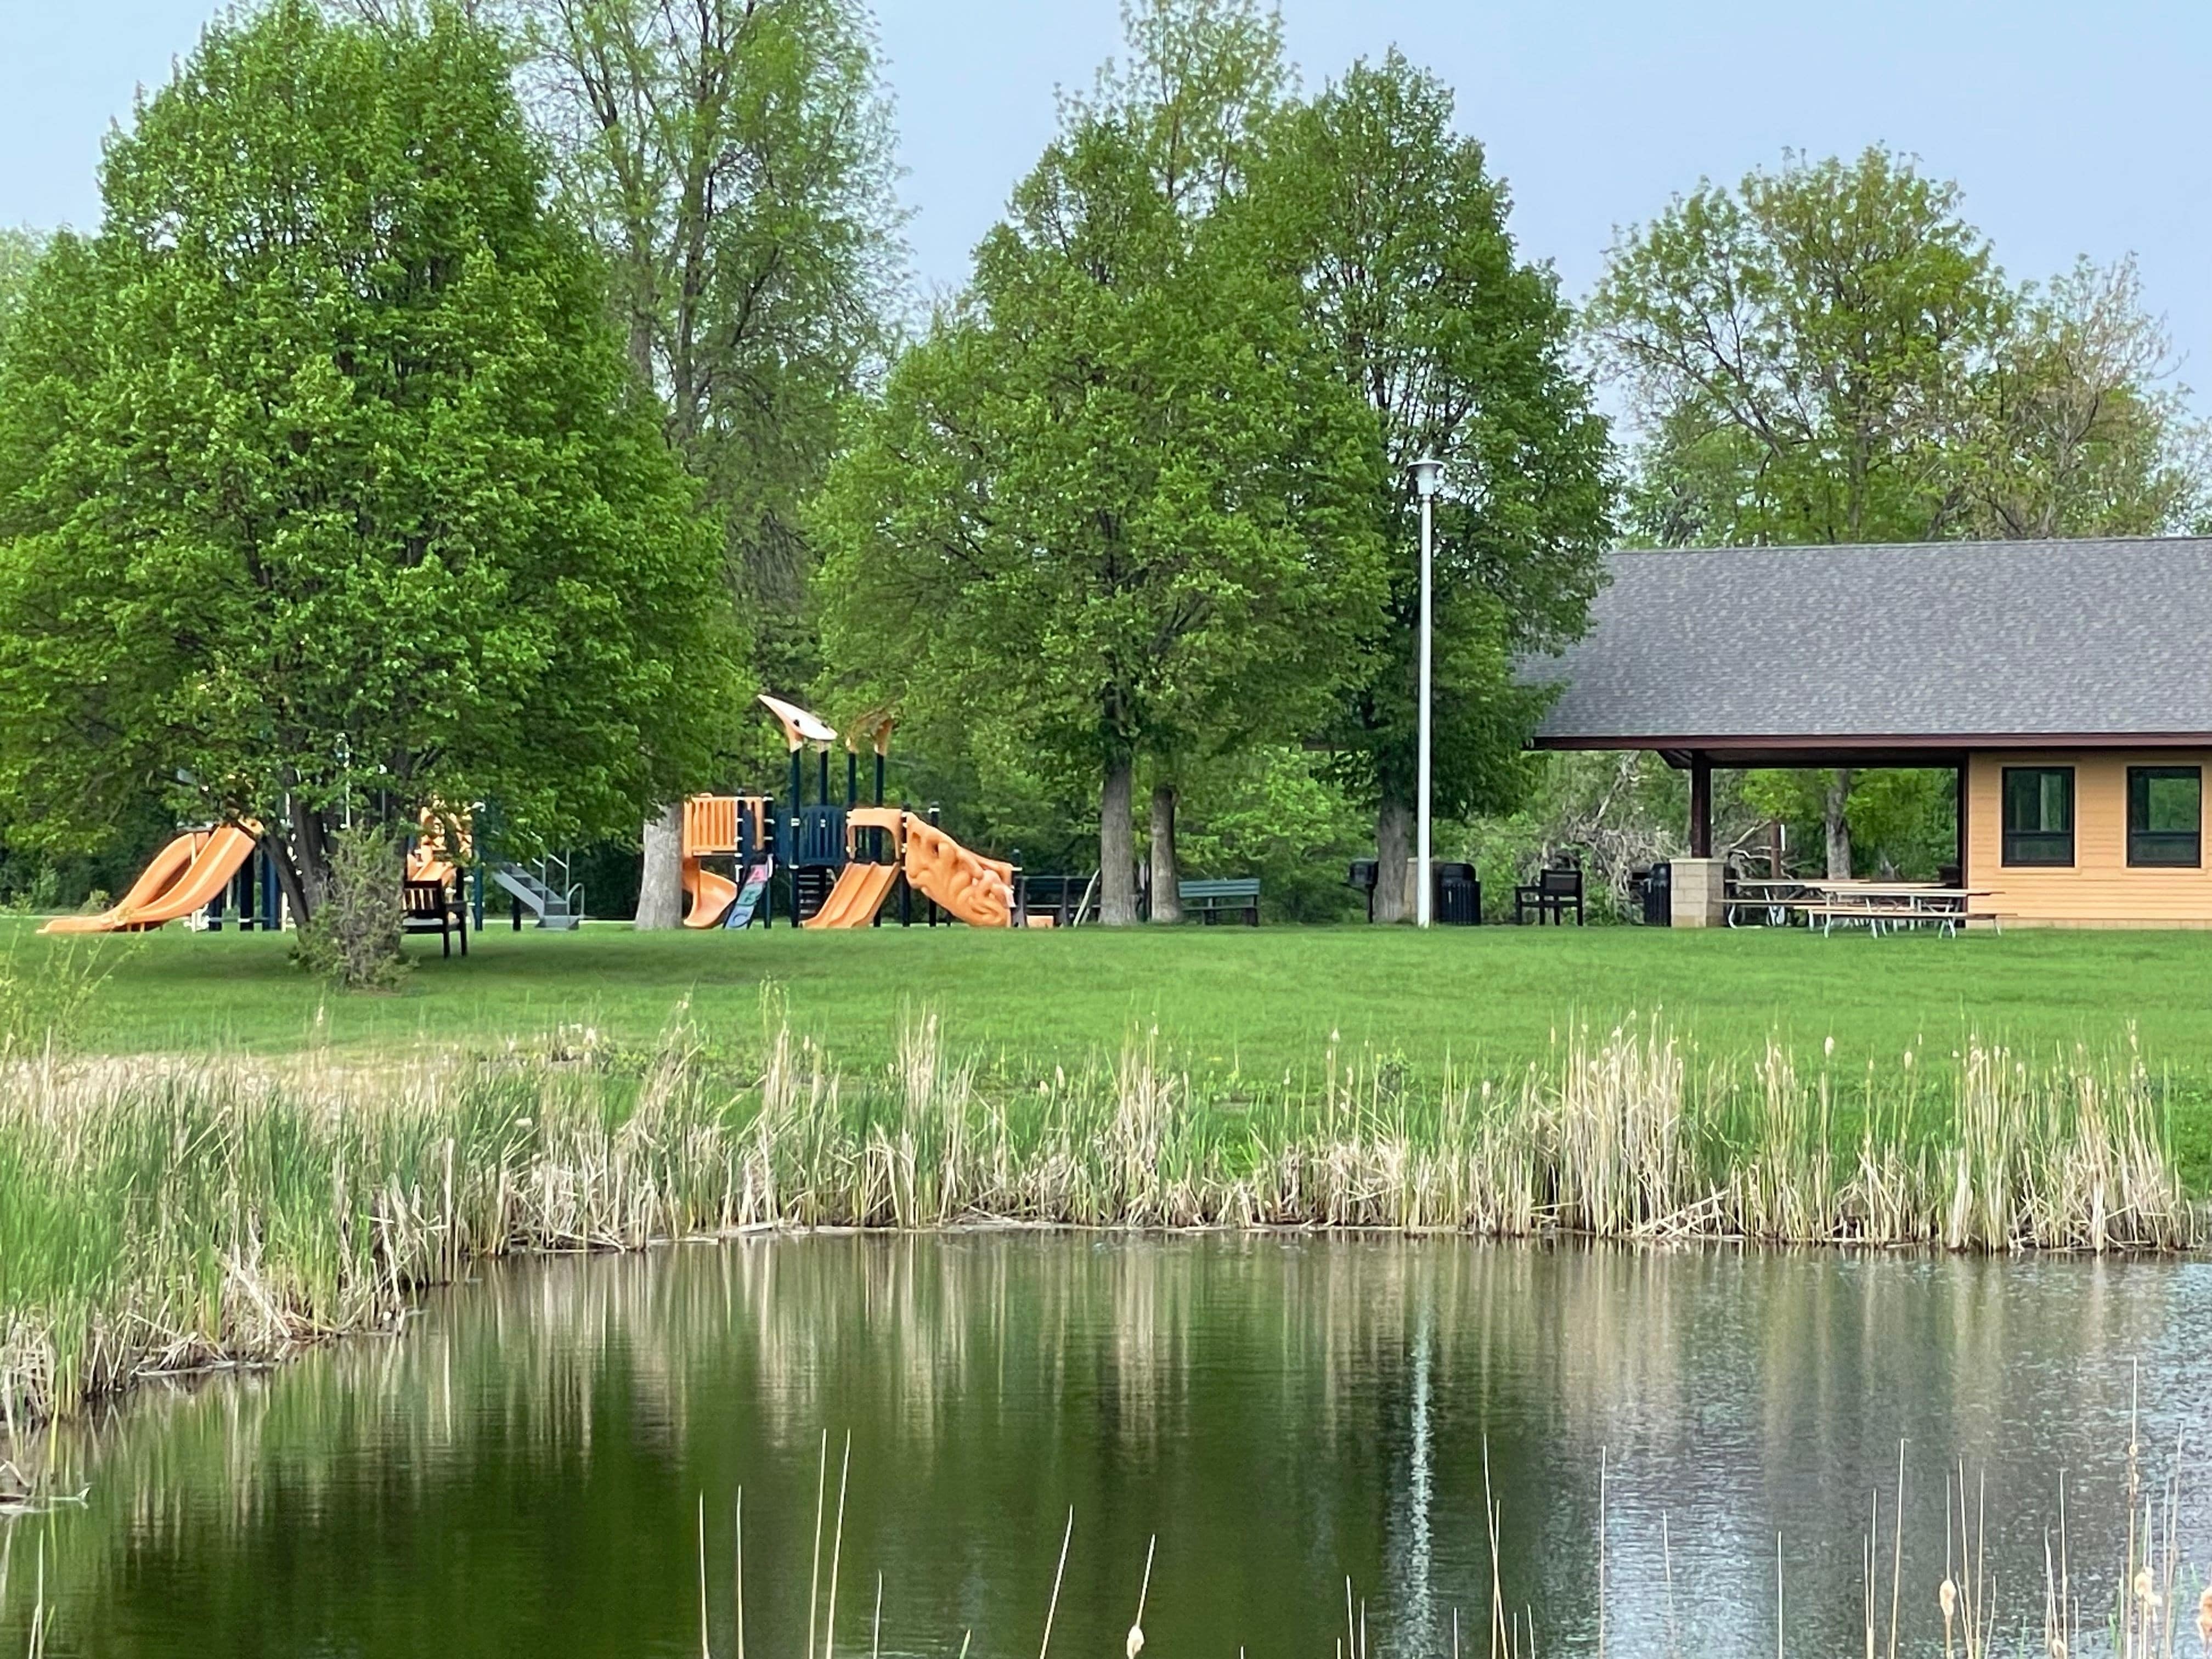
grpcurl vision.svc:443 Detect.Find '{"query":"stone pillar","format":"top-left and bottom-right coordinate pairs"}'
top-left (1668, 856), bottom-right (1728, 928)
top-left (1689, 753), bottom-right (1713, 857)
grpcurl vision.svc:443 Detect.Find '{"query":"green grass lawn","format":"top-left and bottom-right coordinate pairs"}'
top-left (12, 915), bottom-right (2208, 1090)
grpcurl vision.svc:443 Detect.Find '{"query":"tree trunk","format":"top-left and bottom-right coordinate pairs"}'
top-left (636, 803), bottom-right (684, 929)
top-left (285, 798), bottom-right (335, 921)
top-left (1099, 759), bottom-right (1138, 926)
top-left (1148, 783), bottom-right (1181, 924)
top-left (1373, 794), bottom-right (1413, 923)
top-left (1824, 768), bottom-right (1854, 879)
top-left (268, 834), bottom-right (312, 931)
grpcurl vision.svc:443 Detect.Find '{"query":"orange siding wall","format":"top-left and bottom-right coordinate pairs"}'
top-left (1966, 750), bottom-right (2212, 926)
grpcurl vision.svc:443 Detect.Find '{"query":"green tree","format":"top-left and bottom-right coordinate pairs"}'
top-left (1590, 147), bottom-right (2008, 552)
top-left (816, 1), bottom-right (1384, 926)
top-left (0, 0), bottom-right (738, 928)
top-left (517, 0), bottom-right (900, 926)
top-left (1961, 256), bottom-right (2210, 539)
top-left (0, 228), bottom-right (47, 357)
top-left (1588, 147), bottom-right (2010, 877)
top-left (1255, 53), bottom-right (1613, 921)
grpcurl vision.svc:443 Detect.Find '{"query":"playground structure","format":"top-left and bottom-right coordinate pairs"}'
top-left (41, 808), bottom-right (500, 940)
top-left (37, 693), bottom-right (1022, 940)
top-left (678, 695), bottom-right (1020, 930)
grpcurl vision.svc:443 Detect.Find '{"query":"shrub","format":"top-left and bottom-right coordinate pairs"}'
top-left (291, 827), bottom-right (409, 990)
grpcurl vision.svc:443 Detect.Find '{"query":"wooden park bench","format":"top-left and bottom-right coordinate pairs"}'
top-left (1179, 877), bottom-right (1261, 926)
top-left (403, 877), bottom-right (469, 957)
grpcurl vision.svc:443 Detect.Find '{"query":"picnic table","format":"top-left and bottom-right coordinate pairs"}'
top-left (1725, 877), bottom-right (1818, 928)
top-left (1726, 878), bottom-right (1999, 936)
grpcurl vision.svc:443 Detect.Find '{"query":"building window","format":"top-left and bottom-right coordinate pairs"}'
top-left (2001, 768), bottom-right (2074, 866)
top-left (2128, 766), bottom-right (2202, 867)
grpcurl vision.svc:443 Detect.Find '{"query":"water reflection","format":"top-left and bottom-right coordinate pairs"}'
top-left (3, 1236), bottom-right (2207, 1657)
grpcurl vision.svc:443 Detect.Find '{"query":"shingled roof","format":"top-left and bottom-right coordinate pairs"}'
top-left (1526, 537), bottom-right (2212, 753)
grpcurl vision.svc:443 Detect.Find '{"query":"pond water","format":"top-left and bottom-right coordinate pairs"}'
top-left (3, 1234), bottom-right (2209, 1658)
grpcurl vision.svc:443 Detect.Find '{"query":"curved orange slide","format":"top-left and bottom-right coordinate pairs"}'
top-left (42, 826), bottom-right (259, 934)
top-left (802, 861), bottom-right (899, 929)
top-left (681, 857), bottom-right (738, 929)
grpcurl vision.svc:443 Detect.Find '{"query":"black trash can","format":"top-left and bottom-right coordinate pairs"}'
top-left (1433, 861), bottom-right (1481, 926)
top-left (1347, 859), bottom-right (1379, 921)
top-left (1642, 861), bottom-right (1672, 926)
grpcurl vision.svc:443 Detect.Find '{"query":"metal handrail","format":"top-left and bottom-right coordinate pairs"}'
top-left (535, 850), bottom-right (585, 923)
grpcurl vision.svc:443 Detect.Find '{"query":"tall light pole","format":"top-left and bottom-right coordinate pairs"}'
top-left (1409, 453), bottom-right (1443, 929)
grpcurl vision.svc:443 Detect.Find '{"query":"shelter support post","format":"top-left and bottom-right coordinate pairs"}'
top-left (1689, 752), bottom-right (1713, 859)
top-left (1955, 760), bottom-right (1969, 883)
top-left (1669, 857), bottom-right (1728, 929)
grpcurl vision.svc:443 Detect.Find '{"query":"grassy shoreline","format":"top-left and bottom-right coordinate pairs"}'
top-left (14, 917), bottom-right (2212, 1071)
top-left (1, 1014), bottom-right (2196, 1431)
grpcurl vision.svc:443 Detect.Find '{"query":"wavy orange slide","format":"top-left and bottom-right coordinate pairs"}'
top-left (42, 825), bottom-right (259, 934)
top-left (901, 816), bottom-right (1015, 928)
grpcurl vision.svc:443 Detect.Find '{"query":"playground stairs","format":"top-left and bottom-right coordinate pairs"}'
top-left (490, 861), bottom-right (580, 930)
top-left (792, 865), bottom-right (837, 924)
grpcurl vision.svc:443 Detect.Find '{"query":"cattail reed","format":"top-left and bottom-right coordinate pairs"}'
top-left (0, 1012), bottom-right (2198, 1427)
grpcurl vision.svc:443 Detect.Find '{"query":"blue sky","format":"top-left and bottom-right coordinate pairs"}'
top-left (6, 1), bottom-right (2208, 408)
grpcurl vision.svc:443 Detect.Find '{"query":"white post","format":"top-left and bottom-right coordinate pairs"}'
top-left (1410, 454), bottom-right (1442, 929)
top-left (1417, 487), bottom-right (1432, 928)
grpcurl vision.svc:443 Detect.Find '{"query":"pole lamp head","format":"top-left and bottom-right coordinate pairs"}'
top-left (1409, 453), bottom-right (1444, 500)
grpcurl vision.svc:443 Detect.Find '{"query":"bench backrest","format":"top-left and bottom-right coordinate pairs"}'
top-left (1539, 865), bottom-right (1582, 895)
top-left (1180, 878), bottom-right (1260, 900)
top-left (402, 879), bottom-right (450, 917)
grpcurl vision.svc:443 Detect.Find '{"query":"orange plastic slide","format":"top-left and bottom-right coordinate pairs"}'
top-left (42, 826), bottom-right (258, 934)
top-left (902, 816), bottom-right (1015, 928)
top-left (803, 861), bottom-right (900, 929)
top-left (682, 857), bottom-right (738, 929)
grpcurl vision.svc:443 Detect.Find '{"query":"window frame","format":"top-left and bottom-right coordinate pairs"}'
top-left (2127, 765), bottom-right (2202, 868)
top-left (2000, 766), bottom-right (2076, 868)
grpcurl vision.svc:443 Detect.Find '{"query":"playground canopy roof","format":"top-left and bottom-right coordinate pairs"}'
top-left (1523, 537), bottom-right (2212, 768)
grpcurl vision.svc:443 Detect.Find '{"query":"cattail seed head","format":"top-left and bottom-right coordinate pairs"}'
top-left (1939, 1578), bottom-right (1957, 1621)
top-left (2194, 1583), bottom-right (2212, 1647)
top-left (1126, 1627), bottom-right (1144, 1659)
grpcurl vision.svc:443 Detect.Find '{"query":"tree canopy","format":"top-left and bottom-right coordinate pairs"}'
top-left (0, 0), bottom-right (740, 921)
top-left (815, 0), bottom-right (1384, 924)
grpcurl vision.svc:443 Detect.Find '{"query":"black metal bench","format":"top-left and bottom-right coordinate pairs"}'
top-left (403, 878), bottom-right (469, 957)
top-left (1179, 877), bottom-right (1260, 926)
top-left (1514, 862), bottom-right (1584, 926)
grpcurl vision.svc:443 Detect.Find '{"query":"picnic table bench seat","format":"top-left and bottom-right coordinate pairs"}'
top-left (1178, 877), bottom-right (1260, 926)
top-left (1798, 901), bottom-right (1999, 938)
